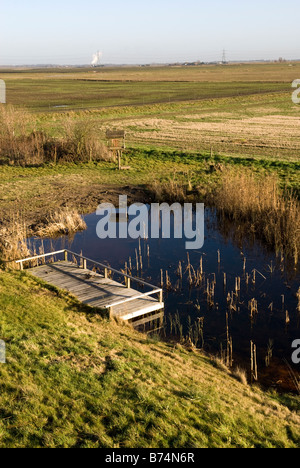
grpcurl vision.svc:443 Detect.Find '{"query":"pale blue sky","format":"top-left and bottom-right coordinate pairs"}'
top-left (0, 0), bottom-right (299, 65)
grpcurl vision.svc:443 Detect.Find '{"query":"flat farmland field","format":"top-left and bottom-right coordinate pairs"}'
top-left (0, 63), bottom-right (297, 111)
top-left (0, 63), bottom-right (299, 182)
top-left (2, 77), bottom-right (290, 111)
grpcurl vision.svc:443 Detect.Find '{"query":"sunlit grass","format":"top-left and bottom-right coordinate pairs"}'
top-left (0, 270), bottom-right (299, 447)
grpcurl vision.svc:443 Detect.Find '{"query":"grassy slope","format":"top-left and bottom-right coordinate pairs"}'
top-left (0, 270), bottom-right (299, 448)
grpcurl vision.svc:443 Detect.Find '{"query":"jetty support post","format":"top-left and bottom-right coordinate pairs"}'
top-left (158, 289), bottom-right (163, 303)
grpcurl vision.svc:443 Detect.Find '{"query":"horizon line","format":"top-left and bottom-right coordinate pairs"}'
top-left (1, 58), bottom-right (300, 68)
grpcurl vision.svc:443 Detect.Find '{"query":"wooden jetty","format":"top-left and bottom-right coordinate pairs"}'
top-left (14, 250), bottom-right (164, 326)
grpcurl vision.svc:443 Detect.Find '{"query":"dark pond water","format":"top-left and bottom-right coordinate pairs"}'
top-left (30, 207), bottom-right (300, 392)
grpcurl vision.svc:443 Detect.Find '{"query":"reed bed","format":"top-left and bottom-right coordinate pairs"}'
top-left (212, 171), bottom-right (300, 264)
top-left (0, 217), bottom-right (31, 266)
top-left (0, 208), bottom-right (86, 267)
top-left (150, 178), bottom-right (186, 203)
top-left (34, 208), bottom-right (87, 237)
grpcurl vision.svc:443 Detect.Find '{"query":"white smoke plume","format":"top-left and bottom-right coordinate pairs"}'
top-left (91, 51), bottom-right (102, 66)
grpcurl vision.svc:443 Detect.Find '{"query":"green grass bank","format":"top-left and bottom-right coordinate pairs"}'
top-left (0, 270), bottom-right (299, 448)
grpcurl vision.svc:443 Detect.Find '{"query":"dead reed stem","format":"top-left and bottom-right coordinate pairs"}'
top-left (250, 341), bottom-right (258, 382)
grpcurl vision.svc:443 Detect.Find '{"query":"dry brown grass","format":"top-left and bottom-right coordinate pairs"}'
top-left (231, 366), bottom-right (248, 386)
top-left (0, 208), bottom-right (86, 265)
top-left (53, 118), bottom-right (110, 163)
top-left (0, 217), bottom-right (31, 265)
top-left (34, 208), bottom-right (87, 237)
top-left (0, 105), bottom-right (45, 166)
top-left (150, 177), bottom-right (187, 203)
top-left (122, 113), bottom-right (300, 160)
top-left (213, 171), bottom-right (300, 264)
top-left (0, 105), bottom-right (110, 166)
